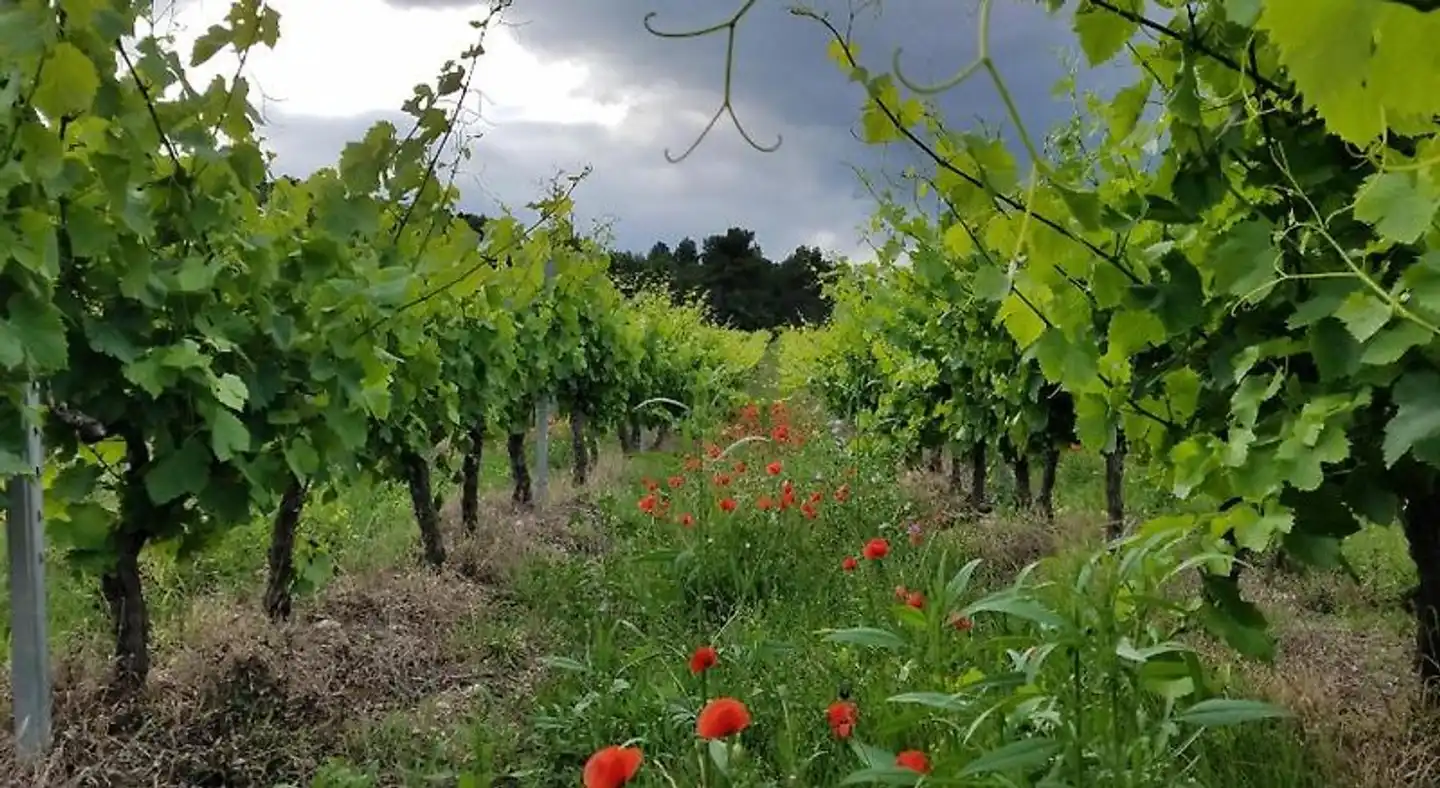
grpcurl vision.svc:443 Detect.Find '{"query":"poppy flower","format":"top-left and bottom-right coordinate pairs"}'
top-left (835, 484), bottom-right (850, 502)
top-left (842, 556), bottom-right (859, 572)
top-left (707, 444), bottom-right (723, 459)
top-left (757, 495), bottom-right (775, 511)
top-left (679, 513), bottom-right (695, 528)
top-left (862, 538), bottom-right (889, 560)
top-left (896, 750), bottom-right (930, 774)
top-left (949, 613), bottom-right (974, 632)
top-left (713, 473), bottom-right (732, 487)
top-left (696, 697), bottom-right (751, 739)
top-left (766, 461), bottom-right (783, 476)
top-left (642, 478), bottom-right (659, 492)
top-left (734, 461), bottom-right (747, 473)
top-left (771, 424), bottom-right (790, 443)
top-left (638, 494), bottom-right (659, 515)
top-left (685, 456), bottom-right (703, 472)
top-left (905, 590), bottom-right (925, 610)
top-left (801, 503), bottom-right (818, 519)
top-left (809, 491), bottom-right (823, 504)
top-left (583, 745), bottom-right (643, 788)
top-left (668, 475), bottom-right (685, 489)
top-left (826, 700), bottom-right (859, 739)
top-left (689, 645), bottom-right (718, 674)
top-left (719, 497), bottom-right (738, 512)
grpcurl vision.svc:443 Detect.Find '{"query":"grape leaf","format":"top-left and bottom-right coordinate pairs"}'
top-left (1353, 171), bottom-right (1440, 244)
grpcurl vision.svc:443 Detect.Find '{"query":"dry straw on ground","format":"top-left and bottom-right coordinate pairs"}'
top-left (0, 452), bottom-right (623, 787)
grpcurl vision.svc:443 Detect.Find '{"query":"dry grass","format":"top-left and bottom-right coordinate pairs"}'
top-left (1226, 570), bottom-right (1440, 788)
top-left (905, 464), bottom-right (1438, 787)
top-left (0, 453), bottom-right (623, 788)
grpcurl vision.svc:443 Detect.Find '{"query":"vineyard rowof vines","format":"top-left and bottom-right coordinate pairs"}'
top-left (5, 0), bottom-right (1440, 786)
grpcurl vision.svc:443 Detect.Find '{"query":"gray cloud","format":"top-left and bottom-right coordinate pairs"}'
top-left (262, 0), bottom-right (1134, 257)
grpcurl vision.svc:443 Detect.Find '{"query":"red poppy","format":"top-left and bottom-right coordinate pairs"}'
top-left (826, 700), bottom-right (859, 739)
top-left (734, 461), bottom-right (747, 473)
top-left (689, 645), bottom-right (718, 674)
top-left (835, 484), bottom-right (850, 502)
top-left (905, 591), bottom-right (925, 609)
top-left (706, 443), bottom-right (723, 459)
top-left (895, 750), bottom-right (930, 774)
top-left (638, 494), bottom-right (659, 515)
top-left (713, 473), bottom-right (732, 487)
top-left (642, 478), bottom-right (659, 492)
top-left (842, 556), bottom-right (859, 572)
top-left (583, 745), bottom-right (643, 788)
top-left (771, 424), bottom-right (790, 443)
top-left (801, 503), bottom-right (818, 519)
top-left (719, 497), bottom-right (738, 512)
top-left (696, 697), bottom-right (751, 739)
top-left (668, 475), bottom-right (685, 489)
top-left (679, 513), bottom-right (695, 528)
top-left (949, 613), bottom-right (974, 632)
top-left (766, 461), bottom-right (783, 476)
top-left (808, 491), bottom-right (823, 504)
top-left (757, 495), bottom-right (775, 511)
top-left (685, 456), bottom-right (703, 472)
top-left (862, 538), bottom-right (889, 560)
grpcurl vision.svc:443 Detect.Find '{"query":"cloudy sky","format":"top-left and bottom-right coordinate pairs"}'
top-left (151, 0), bottom-right (1128, 261)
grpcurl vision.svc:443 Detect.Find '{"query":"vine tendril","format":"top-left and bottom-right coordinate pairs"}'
top-left (642, 0), bottom-right (782, 162)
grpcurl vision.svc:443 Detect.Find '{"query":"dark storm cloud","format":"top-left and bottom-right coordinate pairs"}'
top-left (259, 96), bottom-right (880, 260)
top-left (257, 0), bottom-right (1135, 256)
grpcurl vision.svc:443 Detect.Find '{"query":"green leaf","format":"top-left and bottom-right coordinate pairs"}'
top-left (190, 24), bottom-right (233, 67)
top-left (145, 438), bottom-right (212, 505)
top-left (821, 627), bottom-right (907, 651)
top-left (1207, 219), bottom-right (1279, 299)
top-left (1225, 0), bottom-right (1262, 26)
top-left (961, 591), bottom-right (1065, 629)
top-left (959, 738), bottom-right (1062, 777)
top-left (4, 292), bottom-right (67, 371)
top-left (1073, 0), bottom-right (1139, 66)
top-left (886, 691), bottom-right (969, 711)
top-left (1383, 370), bottom-right (1440, 467)
top-left (211, 373), bottom-right (249, 410)
top-left (971, 265), bottom-right (1009, 301)
top-left (1353, 170), bottom-right (1440, 244)
top-left (34, 42), bottom-right (99, 117)
top-left (1174, 698), bottom-right (1290, 727)
top-left (208, 409), bottom-right (251, 461)
top-left (1360, 320), bottom-right (1432, 365)
top-left (1333, 291), bottom-right (1391, 342)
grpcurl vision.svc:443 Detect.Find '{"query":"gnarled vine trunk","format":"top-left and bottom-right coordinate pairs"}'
top-left (1012, 453), bottom-right (1032, 509)
top-left (101, 529), bottom-right (149, 696)
top-left (104, 433), bottom-right (154, 696)
top-left (263, 478), bottom-right (308, 621)
top-left (571, 411), bottom-right (589, 486)
top-left (949, 441), bottom-right (965, 494)
top-left (401, 449), bottom-right (446, 567)
top-left (649, 423), bottom-right (670, 452)
top-left (927, 448), bottom-right (943, 473)
top-left (1037, 445), bottom-right (1060, 522)
top-left (1104, 433), bottom-right (1127, 539)
top-left (507, 432), bottom-right (532, 506)
top-left (968, 442), bottom-right (988, 511)
top-left (461, 425), bottom-right (484, 532)
top-left (1402, 479), bottom-right (1440, 707)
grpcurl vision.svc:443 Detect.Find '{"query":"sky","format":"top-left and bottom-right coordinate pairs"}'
top-left (146, 0), bottom-right (1130, 262)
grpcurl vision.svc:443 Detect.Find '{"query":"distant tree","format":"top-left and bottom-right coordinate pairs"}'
top-left (607, 225), bottom-right (834, 330)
